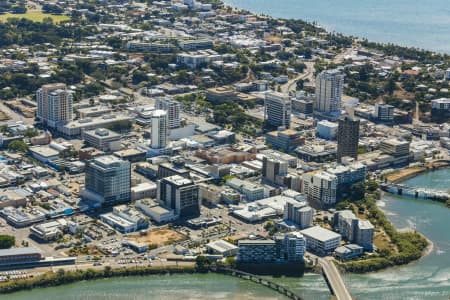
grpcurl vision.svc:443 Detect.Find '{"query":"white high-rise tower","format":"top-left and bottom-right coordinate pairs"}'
top-left (315, 69), bottom-right (344, 113)
top-left (151, 110), bottom-right (168, 149)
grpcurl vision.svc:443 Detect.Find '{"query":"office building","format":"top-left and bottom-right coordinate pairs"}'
top-left (300, 225), bottom-right (341, 256)
top-left (316, 120), bottom-right (338, 140)
top-left (373, 103), bottom-right (394, 123)
top-left (302, 171), bottom-right (338, 208)
top-left (157, 175), bottom-right (200, 217)
top-left (283, 202), bottom-right (314, 229)
top-left (155, 97), bottom-right (181, 129)
top-left (315, 69), bottom-right (344, 113)
top-left (264, 91), bottom-right (291, 129)
top-left (82, 128), bottom-right (121, 152)
top-left (82, 155), bottom-right (131, 206)
top-left (431, 98), bottom-right (450, 121)
top-left (226, 178), bottom-right (265, 201)
top-left (265, 129), bottom-right (304, 151)
top-left (36, 83), bottom-right (73, 127)
top-left (0, 247), bottom-right (42, 266)
top-left (262, 156), bottom-right (288, 183)
top-left (379, 139), bottom-right (410, 157)
top-left (336, 114), bottom-right (360, 163)
top-left (151, 110), bottom-right (168, 149)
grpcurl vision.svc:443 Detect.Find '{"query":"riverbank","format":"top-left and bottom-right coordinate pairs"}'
top-left (385, 162), bottom-right (449, 183)
top-left (0, 265), bottom-right (196, 294)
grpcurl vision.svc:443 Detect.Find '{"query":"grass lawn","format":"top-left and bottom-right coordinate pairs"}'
top-left (0, 11), bottom-right (70, 23)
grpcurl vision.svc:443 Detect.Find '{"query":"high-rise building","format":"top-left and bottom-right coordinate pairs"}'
top-left (302, 171), bottom-right (337, 208)
top-left (315, 69), bottom-right (344, 113)
top-left (82, 155), bottom-right (131, 206)
top-left (262, 156), bottom-right (288, 183)
top-left (333, 210), bottom-right (374, 250)
top-left (151, 110), bottom-right (168, 149)
top-left (155, 97), bottom-right (181, 129)
top-left (283, 202), bottom-right (314, 229)
top-left (264, 91), bottom-right (291, 129)
top-left (157, 175), bottom-right (200, 217)
top-left (282, 232), bottom-right (306, 262)
top-left (336, 114), bottom-right (360, 163)
top-left (36, 83), bottom-right (73, 127)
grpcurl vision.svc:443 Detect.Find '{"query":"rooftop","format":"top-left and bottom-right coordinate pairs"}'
top-left (301, 225), bottom-right (341, 242)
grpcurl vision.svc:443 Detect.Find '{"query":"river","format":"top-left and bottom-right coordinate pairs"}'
top-left (1, 169), bottom-right (449, 299)
top-left (222, 0), bottom-right (450, 53)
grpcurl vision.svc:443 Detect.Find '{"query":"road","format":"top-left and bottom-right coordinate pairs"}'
top-left (280, 61), bottom-right (314, 94)
top-left (318, 257), bottom-right (352, 300)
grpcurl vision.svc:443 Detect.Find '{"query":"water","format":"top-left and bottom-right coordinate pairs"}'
top-left (223, 0), bottom-right (450, 53)
top-left (344, 168), bottom-right (450, 299)
top-left (1, 169), bottom-right (449, 299)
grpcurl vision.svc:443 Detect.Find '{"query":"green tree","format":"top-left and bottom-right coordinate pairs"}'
top-left (350, 182), bottom-right (366, 201)
top-left (0, 235), bottom-right (15, 249)
top-left (195, 255), bottom-right (211, 273)
top-left (7, 140), bottom-right (28, 153)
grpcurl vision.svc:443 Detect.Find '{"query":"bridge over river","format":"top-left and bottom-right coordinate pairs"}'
top-left (381, 182), bottom-right (450, 201)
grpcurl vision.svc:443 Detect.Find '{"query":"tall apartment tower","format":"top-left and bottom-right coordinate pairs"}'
top-left (82, 155), bottom-right (131, 206)
top-left (262, 156), bottom-right (288, 183)
top-left (155, 97), bottom-right (181, 129)
top-left (157, 175), bottom-right (200, 217)
top-left (336, 114), bottom-right (360, 162)
top-left (315, 69), bottom-right (344, 113)
top-left (264, 91), bottom-right (291, 129)
top-left (302, 171), bottom-right (338, 208)
top-left (151, 110), bottom-right (168, 149)
top-left (36, 83), bottom-right (73, 127)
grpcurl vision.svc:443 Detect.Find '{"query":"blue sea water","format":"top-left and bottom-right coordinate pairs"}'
top-left (223, 0), bottom-right (450, 53)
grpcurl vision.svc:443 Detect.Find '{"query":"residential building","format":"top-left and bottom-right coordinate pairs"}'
top-left (337, 114), bottom-right (360, 163)
top-left (81, 155), bottom-right (131, 206)
top-left (333, 210), bottom-right (374, 250)
top-left (36, 83), bottom-right (73, 127)
top-left (281, 232), bottom-right (306, 262)
top-left (283, 202), bottom-right (314, 229)
top-left (157, 175), bottom-right (200, 218)
top-left (155, 97), bottom-right (181, 129)
top-left (151, 110), bottom-right (168, 149)
top-left (302, 171), bottom-right (338, 208)
top-left (264, 91), bottom-right (291, 129)
top-left (315, 69), bottom-right (344, 113)
top-left (262, 155), bottom-right (288, 183)
top-left (237, 240), bottom-right (277, 263)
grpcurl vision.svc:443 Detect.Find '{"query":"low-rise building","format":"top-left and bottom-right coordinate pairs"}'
top-left (300, 225), bottom-right (341, 256)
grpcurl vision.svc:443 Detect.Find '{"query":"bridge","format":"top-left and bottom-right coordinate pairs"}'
top-left (215, 267), bottom-right (303, 300)
top-left (381, 182), bottom-right (450, 201)
top-left (318, 257), bottom-right (353, 300)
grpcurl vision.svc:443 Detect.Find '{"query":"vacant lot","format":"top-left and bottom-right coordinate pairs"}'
top-left (0, 11), bottom-right (70, 23)
top-left (129, 228), bottom-right (187, 246)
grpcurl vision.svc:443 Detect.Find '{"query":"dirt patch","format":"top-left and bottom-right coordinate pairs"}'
top-left (0, 111), bottom-right (9, 121)
top-left (128, 228), bottom-right (187, 246)
top-left (385, 166), bottom-right (426, 183)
